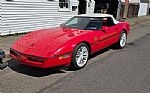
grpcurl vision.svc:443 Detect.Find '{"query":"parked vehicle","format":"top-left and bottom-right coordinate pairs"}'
top-left (0, 49), bottom-right (8, 69)
top-left (10, 14), bottom-right (130, 70)
top-left (0, 49), bottom-right (5, 63)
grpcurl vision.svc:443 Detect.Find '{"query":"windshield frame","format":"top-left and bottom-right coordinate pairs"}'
top-left (61, 16), bottom-right (103, 30)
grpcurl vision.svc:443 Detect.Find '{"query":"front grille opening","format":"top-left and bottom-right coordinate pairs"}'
top-left (10, 49), bottom-right (47, 63)
top-left (28, 56), bottom-right (47, 62)
top-left (10, 49), bottom-right (18, 57)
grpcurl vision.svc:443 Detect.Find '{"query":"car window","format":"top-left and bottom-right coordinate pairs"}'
top-left (63, 17), bottom-right (102, 30)
top-left (65, 17), bottom-right (78, 26)
top-left (85, 20), bottom-right (102, 30)
top-left (102, 17), bottom-right (115, 27)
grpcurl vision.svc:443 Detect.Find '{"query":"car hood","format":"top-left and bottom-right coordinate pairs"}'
top-left (12, 27), bottom-right (89, 57)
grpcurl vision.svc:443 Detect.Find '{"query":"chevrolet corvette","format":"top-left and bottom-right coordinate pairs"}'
top-left (10, 14), bottom-right (130, 70)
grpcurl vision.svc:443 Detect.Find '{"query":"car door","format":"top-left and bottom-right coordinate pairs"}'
top-left (101, 17), bottom-right (119, 47)
top-left (86, 20), bottom-right (109, 53)
top-left (85, 18), bottom-right (113, 53)
top-left (90, 29), bottom-right (108, 53)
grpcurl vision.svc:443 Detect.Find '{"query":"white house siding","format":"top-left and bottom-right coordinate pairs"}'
top-left (0, 1), bottom-right (2, 34)
top-left (0, 0), bottom-right (79, 35)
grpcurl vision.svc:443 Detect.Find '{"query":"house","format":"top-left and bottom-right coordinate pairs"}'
top-left (0, 0), bottom-right (149, 35)
top-left (120, 0), bottom-right (140, 18)
top-left (127, 0), bottom-right (140, 18)
top-left (88, 0), bottom-right (139, 19)
top-left (1, 0), bottom-right (98, 35)
top-left (121, 0), bottom-right (149, 18)
top-left (1, 0), bottom-right (80, 35)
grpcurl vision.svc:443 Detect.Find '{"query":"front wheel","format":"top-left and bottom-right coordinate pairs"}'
top-left (70, 43), bottom-right (89, 70)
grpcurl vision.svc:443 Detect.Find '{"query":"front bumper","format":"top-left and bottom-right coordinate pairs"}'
top-left (10, 49), bottom-right (71, 68)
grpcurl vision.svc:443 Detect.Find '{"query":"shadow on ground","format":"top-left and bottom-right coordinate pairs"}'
top-left (6, 47), bottom-right (120, 77)
top-left (89, 48), bottom-right (109, 59)
top-left (7, 59), bottom-right (66, 77)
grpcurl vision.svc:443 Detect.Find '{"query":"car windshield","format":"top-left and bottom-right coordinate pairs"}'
top-left (62, 17), bottom-right (102, 30)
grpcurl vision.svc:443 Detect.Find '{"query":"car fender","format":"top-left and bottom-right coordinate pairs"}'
top-left (53, 35), bottom-right (91, 56)
top-left (117, 22), bottom-right (130, 34)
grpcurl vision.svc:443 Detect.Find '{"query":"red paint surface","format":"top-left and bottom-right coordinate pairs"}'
top-left (10, 22), bottom-right (130, 68)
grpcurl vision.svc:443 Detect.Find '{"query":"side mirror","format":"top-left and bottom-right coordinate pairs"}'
top-left (60, 23), bottom-right (65, 27)
top-left (102, 26), bottom-right (109, 31)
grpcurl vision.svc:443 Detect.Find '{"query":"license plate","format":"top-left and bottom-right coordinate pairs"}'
top-left (17, 54), bottom-right (26, 60)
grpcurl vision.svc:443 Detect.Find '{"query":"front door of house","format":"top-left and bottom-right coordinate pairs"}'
top-left (78, 0), bottom-right (87, 14)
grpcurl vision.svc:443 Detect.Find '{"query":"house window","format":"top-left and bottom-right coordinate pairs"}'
top-left (59, 0), bottom-right (70, 11)
top-left (6, 0), bottom-right (13, 1)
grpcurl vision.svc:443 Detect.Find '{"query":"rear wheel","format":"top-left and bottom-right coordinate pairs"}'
top-left (70, 43), bottom-right (89, 70)
top-left (116, 31), bottom-right (127, 49)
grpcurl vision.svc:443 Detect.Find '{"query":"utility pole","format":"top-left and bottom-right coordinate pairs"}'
top-left (123, 0), bottom-right (129, 18)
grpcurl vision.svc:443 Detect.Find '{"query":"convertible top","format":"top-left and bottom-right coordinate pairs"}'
top-left (75, 14), bottom-right (119, 24)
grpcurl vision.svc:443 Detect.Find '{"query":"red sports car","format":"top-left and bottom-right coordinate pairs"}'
top-left (10, 14), bottom-right (130, 70)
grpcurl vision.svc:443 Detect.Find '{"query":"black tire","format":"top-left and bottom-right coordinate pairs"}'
top-left (70, 43), bottom-right (89, 70)
top-left (116, 30), bottom-right (127, 49)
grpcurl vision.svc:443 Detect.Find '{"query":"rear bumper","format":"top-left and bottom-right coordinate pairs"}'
top-left (10, 49), bottom-right (71, 68)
